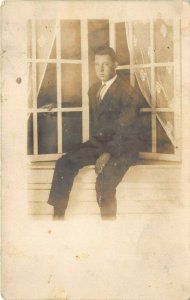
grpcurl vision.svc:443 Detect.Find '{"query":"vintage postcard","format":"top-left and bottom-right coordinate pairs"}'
top-left (1, 1), bottom-right (190, 299)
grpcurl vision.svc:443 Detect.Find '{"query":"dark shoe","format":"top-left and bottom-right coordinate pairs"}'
top-left (100, 201), bottom-right (117, 219)
top-left (53, 213), bottom-right (65, 221)
top-left (53, 207), bottom-right (65, 221)
top-left (101, 215), bottom-right (116, 221)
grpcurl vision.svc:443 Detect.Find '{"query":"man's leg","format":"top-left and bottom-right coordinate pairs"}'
top-left (48, 142), bottom-right (102, 217)
top-left (95, 153), bottom-right (137, 219)
top-left (48, 154), bottom-right (79, 217)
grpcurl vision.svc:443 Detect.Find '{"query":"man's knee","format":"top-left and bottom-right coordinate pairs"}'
top-left (56, 154), bottom-right (67, 166)
top-left (56, 153), bottom-right (76, 167)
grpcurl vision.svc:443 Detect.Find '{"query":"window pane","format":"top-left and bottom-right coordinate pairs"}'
top-left (27, 113), bottom-right (33, 155)
top-left (134, 76), bottom-right (151, 109)
top-left (138, 113), bottom-right (152, 152)
top-left (36, 20), bottom-right (56, 59)
top-left (49, 40), bottom-right (56, 59)
top-left (154, 19), bottom-right (173, 63)
top-left (133, 21), bottom-right (150, 64)
top-left (155, 66), bottom-right (174, 108)
top-left (37, 63), bottom-right (57, 108)
top-left (61, 20), bottom-right (81, 59)
top-left (115, 22), bottom-right (130, 65)
top-left (38, 113), bottom-right (58, 154)
top-left (156, 117), bottom-right (174, 154)
top-left (62, 112), bottom-right (82, 153)
top-left (88, 20), bottom-right (109, 87)
top-left (157, 112), bottom-right (174, 138)
top-left (61, 64), bottom-right (82, 107)
top-left (135, 68), bottom-right (151, 105)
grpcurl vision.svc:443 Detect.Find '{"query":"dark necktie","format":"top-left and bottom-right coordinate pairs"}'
top-left (96, 84), bottom-right (106, 103)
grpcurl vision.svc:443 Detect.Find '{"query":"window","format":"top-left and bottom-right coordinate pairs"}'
top-left (112, 19), bottom-right (181, 161)
top-left (27, 19), bottom-right (89, 161)
top-left (27, 19), bottom-right (181, 161)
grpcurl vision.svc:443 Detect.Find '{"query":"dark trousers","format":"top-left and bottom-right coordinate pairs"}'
top-left (48, 141), bottom-right (137, 217)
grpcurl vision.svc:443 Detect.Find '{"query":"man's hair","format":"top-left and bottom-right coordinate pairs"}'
top-left (94, 46), bottom-right (117, 62)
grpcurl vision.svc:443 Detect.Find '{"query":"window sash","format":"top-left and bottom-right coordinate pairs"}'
top-left (28, 19), bottom-right (181, 162)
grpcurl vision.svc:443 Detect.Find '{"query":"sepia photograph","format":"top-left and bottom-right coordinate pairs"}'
top-left (1, 1), bottom-right (190, 299)
top-left (28, 16), bottom-right (182, 220)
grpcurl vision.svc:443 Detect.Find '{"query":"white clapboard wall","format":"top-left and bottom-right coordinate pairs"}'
top-left (28, 161), bottom-right (182, 220)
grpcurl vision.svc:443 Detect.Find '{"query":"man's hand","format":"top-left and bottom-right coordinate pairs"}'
top-left (95, 152), bottom-right (111, 175)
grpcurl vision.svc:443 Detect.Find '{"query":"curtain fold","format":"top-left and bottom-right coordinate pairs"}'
top-left (125, 20), bottom-right (175, 146)
top-left (27, 20), bottom-right (57, 112)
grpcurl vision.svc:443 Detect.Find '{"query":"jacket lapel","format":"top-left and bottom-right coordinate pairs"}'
top-left (95, 77), bottom-right (120, 118)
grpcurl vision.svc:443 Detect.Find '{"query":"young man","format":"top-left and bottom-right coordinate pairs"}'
top-left (48, 47), bottom-right (140, 220)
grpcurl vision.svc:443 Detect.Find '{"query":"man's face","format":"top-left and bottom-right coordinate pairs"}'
top-left (94, 54), bottom-right (117, 82)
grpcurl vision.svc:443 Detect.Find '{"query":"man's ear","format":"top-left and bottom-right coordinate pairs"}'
top-left (114, 61), bottom-right (118, 69)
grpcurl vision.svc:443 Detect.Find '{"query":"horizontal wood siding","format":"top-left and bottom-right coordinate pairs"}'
top-left (28, 161), bottom-right (181, 219)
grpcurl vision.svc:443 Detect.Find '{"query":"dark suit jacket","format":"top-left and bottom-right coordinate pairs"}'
top-left (88, 76), bottom-right (141, 157)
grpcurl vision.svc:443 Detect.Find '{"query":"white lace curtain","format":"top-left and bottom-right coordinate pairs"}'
top-left (125, 20), bottom-right (175, 144)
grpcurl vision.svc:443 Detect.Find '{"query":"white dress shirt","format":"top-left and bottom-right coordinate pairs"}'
top-left (99, 74), bottom-right (117, 100)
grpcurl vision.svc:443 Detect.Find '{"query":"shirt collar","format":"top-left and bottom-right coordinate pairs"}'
top-left (102, 74), bottom-right (117, 87)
